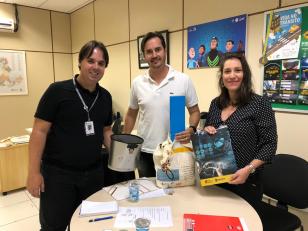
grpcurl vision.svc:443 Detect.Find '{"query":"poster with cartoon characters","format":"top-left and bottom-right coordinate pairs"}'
top-left (187, 15), bottom-right (247, 69)
top-left (0, 50), bottom-right (28, 95)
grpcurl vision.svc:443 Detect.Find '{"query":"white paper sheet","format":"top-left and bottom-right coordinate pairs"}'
top-left (114, 206), bottom-right (173, 228)
top-left (139, 189), bottom-right (168, 199)
top-left (79, 200), bottom-right (118, 216)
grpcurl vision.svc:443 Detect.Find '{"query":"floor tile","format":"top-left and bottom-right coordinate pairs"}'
top-left (0, 215), bottom-right (40, 231)
top-left (31, 197), bottom-right (39, 209)
top-left (0, 190), bottom-right (29, 208)
top-left (0, 201), bottom-right (38, 226)
top-left (24, 190), bottom-right (36, 200)
top-left (24, 190), bottom-right (40, 209)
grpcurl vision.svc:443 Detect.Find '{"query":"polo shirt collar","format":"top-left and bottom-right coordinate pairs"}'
top-left (145, 64), bottom-right (175, 84)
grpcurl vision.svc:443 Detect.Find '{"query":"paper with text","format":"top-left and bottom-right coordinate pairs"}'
top-left (114, 206), bottom-right (173, 228)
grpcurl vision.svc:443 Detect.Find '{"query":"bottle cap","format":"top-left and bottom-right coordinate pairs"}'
top-left (134, 217), bottom-right (151, 229)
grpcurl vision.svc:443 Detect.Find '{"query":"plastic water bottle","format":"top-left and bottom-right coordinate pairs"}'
top-left (129, 180), bottom-right (139, 202)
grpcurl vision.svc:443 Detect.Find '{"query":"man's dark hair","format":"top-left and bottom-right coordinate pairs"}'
top-left (78, 40), bottom-right (109, 68)
top-left (141, 32), bottom-right (166, 54)
top-left (226, 39), bottom-right (234, 45)
top-left (217, 53), bottom-right (254, 108)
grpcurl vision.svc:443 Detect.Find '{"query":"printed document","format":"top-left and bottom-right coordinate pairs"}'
top-left (114, 206), bottom-right (173, 228)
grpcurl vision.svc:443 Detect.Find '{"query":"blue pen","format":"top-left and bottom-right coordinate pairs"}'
top-left (89, 215), bottom-right (114, 222)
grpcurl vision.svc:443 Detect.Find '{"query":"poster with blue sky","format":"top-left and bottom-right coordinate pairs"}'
top-left (187, 15), bottom-right (247, 69)
top-left (265, 8), bottom-right (302, 60)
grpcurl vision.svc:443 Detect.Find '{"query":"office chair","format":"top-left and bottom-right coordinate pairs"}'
top-left (112, 112), bottom-right (122, 135)
top-left (255, 154), bottom-right (308, 231)
top-left (199, 111), bottom-right (208, 129)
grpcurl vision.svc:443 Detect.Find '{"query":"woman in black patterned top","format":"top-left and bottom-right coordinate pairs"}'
top-left (204, 53), bottom-right (277, 204)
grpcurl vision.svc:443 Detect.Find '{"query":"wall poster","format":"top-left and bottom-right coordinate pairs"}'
top-left (0, 50), bottom-right (28, 95)
top-left (263, 4), bottom-right (308, 113)
top-left (187, 15), bottom-right (247, 69)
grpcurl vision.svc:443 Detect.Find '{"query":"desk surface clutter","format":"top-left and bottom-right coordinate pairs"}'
top-left (70, 178), bottom-right (262, 231)
top-left (0, 135), bottom-right (30, 148)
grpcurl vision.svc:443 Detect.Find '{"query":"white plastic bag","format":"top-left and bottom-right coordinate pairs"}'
top-left (153, 139), bottom-right (195, 188)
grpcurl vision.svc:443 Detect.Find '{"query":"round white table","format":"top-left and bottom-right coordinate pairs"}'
top-left (70, 182), bottom-right (262, 231)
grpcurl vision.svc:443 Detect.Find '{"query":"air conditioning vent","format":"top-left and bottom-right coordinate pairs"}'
top-left (0, 18), bottom-right (16, 32)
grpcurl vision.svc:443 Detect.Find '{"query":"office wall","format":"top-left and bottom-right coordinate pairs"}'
top-left (1, 0), bottom-right (308, 160)
top-left (70, 0), bottom-right (308, 160)
top-left (0, 4), bottom-right (72, 139)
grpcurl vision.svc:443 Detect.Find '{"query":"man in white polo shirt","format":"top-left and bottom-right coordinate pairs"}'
top-left (123, 31), bottom-right (200, 177)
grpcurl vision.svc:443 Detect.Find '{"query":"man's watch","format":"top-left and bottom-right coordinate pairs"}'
top-left (189, 125), bottom-right (197, 133)
top-left (247, 163), bottom-right (256, 174)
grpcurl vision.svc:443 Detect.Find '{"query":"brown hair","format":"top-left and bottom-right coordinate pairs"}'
top-left (217, 53), bottom-right (254, 108)
top-left (78, 40), bottom-right (109, 68)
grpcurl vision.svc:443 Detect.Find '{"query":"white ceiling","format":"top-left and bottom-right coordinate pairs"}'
top-left (0, 0), bottom-right (94, 13)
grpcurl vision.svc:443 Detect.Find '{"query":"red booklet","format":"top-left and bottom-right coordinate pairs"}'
top-left (183, 213), bottom-right (249, 231)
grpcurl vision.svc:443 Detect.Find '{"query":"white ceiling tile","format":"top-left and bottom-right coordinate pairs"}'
top-left (40, 0), bottom-right (94, 13)
top-left (0, 0), bottom-right (94, 13)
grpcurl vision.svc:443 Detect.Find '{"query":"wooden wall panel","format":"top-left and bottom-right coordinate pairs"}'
top-left (100, 43), bottom-right (131, 115)
top-left (54, 53), bottom-right (73, 82)
top-left (129, 0), bottom-right (182, 39)
top-left (0, 52), bottom-right (54, 138)
top-left (71, 3), bottom-right (95, 53)
top-left (94, 0), bottom-right (129, 45)
top-left (51, 12), bottom-right (71, 53)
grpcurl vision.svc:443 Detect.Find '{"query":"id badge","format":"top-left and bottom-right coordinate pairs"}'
top-left (85, 121), bottom-right (95, 136)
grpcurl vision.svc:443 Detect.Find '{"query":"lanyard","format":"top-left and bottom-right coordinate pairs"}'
top-left (72, 77), bottom-right (99, 121)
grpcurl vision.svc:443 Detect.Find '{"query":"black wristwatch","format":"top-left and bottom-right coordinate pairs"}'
top-left (189, 125), bottom-right (197, 133)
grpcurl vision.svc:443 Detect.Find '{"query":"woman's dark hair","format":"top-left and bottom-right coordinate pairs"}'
top-left (141, 32), bottom-right (166, 54)
top-left (78, 40), bottom-right (109, 68)
top-left (217, 53), bottom-right (254, 108)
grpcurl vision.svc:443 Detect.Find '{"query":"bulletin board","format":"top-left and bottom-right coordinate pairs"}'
top-left (262, 4), bottom-right (308, 113)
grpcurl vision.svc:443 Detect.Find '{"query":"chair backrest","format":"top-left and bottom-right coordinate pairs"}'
top-left (260, 154), bottom-right (308, 209)
top-left (199, 111), bottom-right (208, 129)
top-left (112, 118), bottom-right (122, 135)
top-left (112, 112), bottom-right (122, 135)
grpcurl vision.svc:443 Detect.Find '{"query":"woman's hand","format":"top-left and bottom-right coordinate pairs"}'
top-left (229, 166), bottom-right (251, 185)
top-left (203, 126), bottom-right (217, 134)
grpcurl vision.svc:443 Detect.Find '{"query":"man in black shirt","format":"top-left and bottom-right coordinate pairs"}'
top-left (27, 40), bottom-right (113, 231)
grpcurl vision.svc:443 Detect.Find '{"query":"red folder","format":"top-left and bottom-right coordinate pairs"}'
top-left (183, 213), bottom-right (249, 231)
